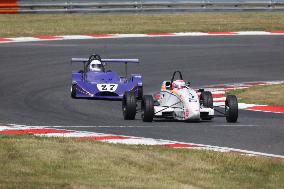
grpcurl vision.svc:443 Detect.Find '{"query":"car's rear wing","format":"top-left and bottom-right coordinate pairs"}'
top-left (71, 57), bottom-right (139, 78)
top-left (71, 58), bottom-right (139, 64)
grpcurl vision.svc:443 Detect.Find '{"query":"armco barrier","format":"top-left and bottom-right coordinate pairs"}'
top-left (1, 0), bottom-right (284, 13)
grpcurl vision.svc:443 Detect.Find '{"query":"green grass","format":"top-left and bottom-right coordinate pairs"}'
top-left (227, 83), bottom-right (284, 106)
top-left (0, 135), bottom-right (283, 189)
top-left (0, 13), bottom-right (284, 37)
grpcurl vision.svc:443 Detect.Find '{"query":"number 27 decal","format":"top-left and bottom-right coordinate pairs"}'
top-left (98, 84), bottom-right (118, 92)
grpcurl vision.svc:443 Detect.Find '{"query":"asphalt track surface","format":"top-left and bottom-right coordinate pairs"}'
top-left (0, 36), bottom-right (284, 155)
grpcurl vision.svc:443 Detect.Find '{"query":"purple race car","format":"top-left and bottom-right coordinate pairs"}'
top-left (71, 54), bottom-right (143, 100)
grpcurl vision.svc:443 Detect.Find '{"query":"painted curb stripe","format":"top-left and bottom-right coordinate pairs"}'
top-left (87, 34), bottom-right (115, 37)
top-left (1, 125), bottom-right (283, 159)
top-left (244, 81), bottom-right (268, 85)
top-left (212, 93), bottom-right (224, 98)
top-left (246, 106), bottom-right (284, 114)
top-left (78, 135), bottom-right (130, 140)
top-left (1, 31), bottom-right (284, 44)
top-left (207, 32), bottom-right (238, 35)
top-left (0, 38), bottom-right (12, 42)
top-left (147, 33), bottom-right (176, 36)
top-left (35, 36), bottom-right (64, 40)
top-left (0, 128), bottom-right (69, 134)
top-left (204, 81), bottom-right (284, 115)
top-left (270, 30), bottom-right (284, 34)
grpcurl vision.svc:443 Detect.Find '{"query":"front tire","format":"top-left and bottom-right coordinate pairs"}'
top-left (200, 91), bottom-right (213, 120)
top-left (200, 91), bottom-right (213, 108)
top-left (226, 95), bottom-right (238, 123)
top-left (71, 84), bottom-right (77, 99)
top-left (122, 92), bottom-right (136, 120)
top-left (141, 95), bottom-right (154, 122)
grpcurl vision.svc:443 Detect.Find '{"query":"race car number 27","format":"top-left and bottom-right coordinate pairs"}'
top-left (97, 84), bottom-right (118, 92)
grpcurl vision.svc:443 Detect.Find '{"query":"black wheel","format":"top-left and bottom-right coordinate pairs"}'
top-left (225, 95), bottom-right (238, 123)
top-left (71, 84), bottom-right (77, 99)
top-left (122, 92), bottom-right (136, 120)
top-left (141, 95), bottom-right (154, 122)
top-left (201, 91), bottom-right (213, 108)
top-left (200, 91), bottom-right (213, 120)
top-left (137, 86), bottom-right (143, 100)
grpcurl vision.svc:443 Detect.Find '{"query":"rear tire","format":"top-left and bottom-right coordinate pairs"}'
top-left (71, 84), bottom-right (77, 99)
top-left (201, 91), bottom-right (213, 108)
top-left (226, 95), bottom-right (238, 123)
top-left (122, 92), bottom-right (136, 120)
top-left (141, 95), bottom-right (154, 122)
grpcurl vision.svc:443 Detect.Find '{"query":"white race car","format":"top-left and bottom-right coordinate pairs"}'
top-left (122, 71), bottom-right (238, 123)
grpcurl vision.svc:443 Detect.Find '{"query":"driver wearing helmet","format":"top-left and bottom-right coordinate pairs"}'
top-left (89, 60), bottom-right (105, 72)
top-left (172, 80), bottom-right (186, 89)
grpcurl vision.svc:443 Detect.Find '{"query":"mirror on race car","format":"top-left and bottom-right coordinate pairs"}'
top-left (165, 81), bottom-right (171, 90)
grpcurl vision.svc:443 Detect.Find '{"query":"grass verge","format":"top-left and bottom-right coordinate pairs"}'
top-left (0, 13), bottom-right (284, 37)
top-left (227, 83), bottom-right (284, 106)
top-left (0, 135), bottom-right (283, 189)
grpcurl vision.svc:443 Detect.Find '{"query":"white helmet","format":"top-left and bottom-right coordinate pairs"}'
top-left (89, 60), bottom-right (104, 72)
top-left (172, 80), bottom-right (186, 89)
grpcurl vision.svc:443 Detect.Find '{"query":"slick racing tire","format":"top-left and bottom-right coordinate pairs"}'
top-left (141, 95), bottom-right (154, 122)
top-left (71, 84), bottom-right (77, 99)
top-left (225, 95), bottom-right (238, 123)
top-left (201, 91), bottom-right (213, 108)
top-left (200, 91), bottom-right (213, 120)
top-left (122, 92), bottom-right (136, 120)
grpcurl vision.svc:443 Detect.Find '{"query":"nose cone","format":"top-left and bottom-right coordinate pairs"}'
top-left (177, 88), bottom-right (200, 121)
top-left (187, 107), bottom-right (200, 120)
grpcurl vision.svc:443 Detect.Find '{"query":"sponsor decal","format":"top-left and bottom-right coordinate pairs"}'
top-left (97, 84), bottom-right (118, 92)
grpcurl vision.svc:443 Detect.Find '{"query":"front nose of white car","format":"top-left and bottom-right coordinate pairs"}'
top-left (175, 88), bottom-right (201, 121)
top-left (184, 99), bottom-right (201, 121)
top-left (187, 106), bottom-right (200, 121)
